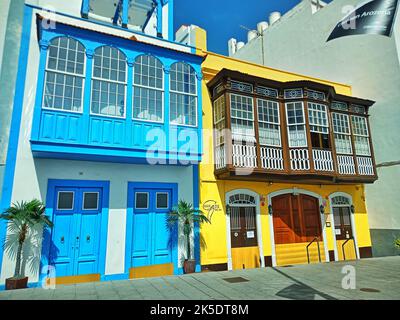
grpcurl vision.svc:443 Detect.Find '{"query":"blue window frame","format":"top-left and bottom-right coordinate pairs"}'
top-left (91, 46), bottom-right (127, 118)
top-left (43, 37), bottom-right (86, 113)
top-left (170, 62), bottom-right (198, 127)
top-left (133, 55), bottom-right (164, 122)
top-left (33, 23), bottom-right (203, 164)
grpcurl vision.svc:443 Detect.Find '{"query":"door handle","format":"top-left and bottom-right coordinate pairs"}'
top-left (86, 235), bottom-right (90, 242)
top-left (60, 236), bottom-right (64, 244)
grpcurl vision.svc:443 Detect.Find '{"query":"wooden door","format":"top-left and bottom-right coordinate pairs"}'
top-left (272, 193), bottom-right (322, 244)
top-left (301, 195), bottom-right (322, 242)
top-left (50, 187), bottom-right (102, 277)
top-left (333, 207), bottom-right (353, 240)
top-left (230, 207), bottom-right (258, 247)
top-left (230, 206), bottom-right (260, 269)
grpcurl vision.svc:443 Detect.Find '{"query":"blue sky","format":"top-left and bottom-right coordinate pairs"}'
top-left (174, 0), bottom-right (332, 55)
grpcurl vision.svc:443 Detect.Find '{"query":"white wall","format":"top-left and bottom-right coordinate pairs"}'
top-left (0, 0), bottom-right (11, 75)
top-left (25, 0), bottom-right (83, 17)
top-left (232, 0), bottom-right (400, 238)
top-left (0, 8), bottom-right (195, 283)
top-left (0, 0), bottom-right (25, 200)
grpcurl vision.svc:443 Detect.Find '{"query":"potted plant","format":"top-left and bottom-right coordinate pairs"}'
top-left (1, 199), bottom-right (53, 290)
top-left (167, 200), bottom-right (210, 274)
top-left (395, 237), bottom-right (400, 253)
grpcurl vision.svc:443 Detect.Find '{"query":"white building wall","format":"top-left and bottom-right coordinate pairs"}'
top-left (232, 0), bottom-right (400, 256)
top-left (0, 7), bottom-right (195, 284)
top-left (25, 0), bottom-right (83, 17)
top-left (0, 0), bottom-right (25, 203)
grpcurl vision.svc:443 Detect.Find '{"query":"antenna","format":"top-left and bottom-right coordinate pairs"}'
top-left (240, 25), bottom-right (261, 36)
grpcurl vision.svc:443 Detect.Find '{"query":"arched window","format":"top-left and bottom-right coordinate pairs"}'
top-left (228, 193), bottom-right (256, 206)
top-left (331, 195), bottom-right (351, 206)
top-left (91, 46), bottom-right (127, 117)
top-left (43, 37), bottom-right (85, 112)
top-left (170, 62), bottom-right (197, 126)
top-left (133, 55), bottom-right (163, 122)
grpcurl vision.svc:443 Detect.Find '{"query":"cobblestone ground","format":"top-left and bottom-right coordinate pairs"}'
top-left (0, 256), bottom-right (399, 300)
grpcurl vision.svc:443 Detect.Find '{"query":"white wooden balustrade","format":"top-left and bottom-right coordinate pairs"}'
top-left (215, 145), bottom-right (226, 169)
top-left (232, 144), bottom-right (257, 168)
top-left (356, 156), bottom-right (374, 176)
top-left (260, 147), bottom-right (284, 170)
top-left (312, 149), bottom-right (334, 172)
top-left (337, 155), bottom-right (356, 175)
top-left (290, 149), bottom-right (310, 171)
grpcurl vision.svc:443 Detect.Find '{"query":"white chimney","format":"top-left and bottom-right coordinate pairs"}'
top-left (236, 41), bottom-right (245, 51)
top-left (269, 11), bottom-right (281, 25)
top-left (247, 30), bottom-right (258, 42)
top-left (228, 38), bottom-right (237, 56)
top-left (257, 21), bottom-right (269, 35)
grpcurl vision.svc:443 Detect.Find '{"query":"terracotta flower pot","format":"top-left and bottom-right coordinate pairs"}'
top-left (183, 259), bottom-right (196, 274)
top-left (5, 277), bottom-right (28, 290)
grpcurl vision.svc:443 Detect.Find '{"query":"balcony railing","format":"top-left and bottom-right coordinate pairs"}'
top-left (260, 146), bottom-right (284, 171)
top-left (312, 149), bottom-right (334, 172)
top-left (215, 142), bottom-right (376, 182)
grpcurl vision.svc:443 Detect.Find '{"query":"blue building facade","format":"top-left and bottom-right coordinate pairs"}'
top-left (0, 0), bottom-right (204, 287)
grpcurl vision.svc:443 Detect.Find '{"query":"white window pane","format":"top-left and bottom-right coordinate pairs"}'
top-left (133, 55), bottom-right (163, 89)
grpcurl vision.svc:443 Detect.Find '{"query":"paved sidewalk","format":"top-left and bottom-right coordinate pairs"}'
top-left (0, 256), bottom-right (399, 300)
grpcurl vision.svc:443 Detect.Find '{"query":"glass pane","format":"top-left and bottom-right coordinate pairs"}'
top-left (333, 208), bottom-right (341, 228)
top-left (83, 192), bottom-right (99, 210)
top-left (57, 191), bottom-right (74, 210)
top-left (135, 192), bottom-right (148, 209)
top-left (156, 193), bottom-right (168, 209)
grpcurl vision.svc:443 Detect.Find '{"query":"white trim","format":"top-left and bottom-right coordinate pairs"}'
top-left (90, 79), bottom-right (127, 119)
top-left (56, 191), bottom-right (75, 211)
top-left (328, 192), bottom-right (360, 260)
top-left (82, 191), bottom-right (100, 211)
top-left (132, 84), bottom-right (164, 123)
top-left (257, 98), bottom-right (282, 148)
top-left (267, 188), bottom-right (330, 266)
top-left (225, 189), bottom-right (265, 271)
top-left (285, 101), bottom-right (308, 148)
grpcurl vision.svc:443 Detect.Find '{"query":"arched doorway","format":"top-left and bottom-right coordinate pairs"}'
top-left (225, 190), bottom-right (264, 270)
top-left (268, 189), bottom-right (328, 266)
top-left (329, 193), bottom-right (359, 261)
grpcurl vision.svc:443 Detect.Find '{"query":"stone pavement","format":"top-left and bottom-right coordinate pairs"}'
top-left (0, 256), bottom-right (399, 300)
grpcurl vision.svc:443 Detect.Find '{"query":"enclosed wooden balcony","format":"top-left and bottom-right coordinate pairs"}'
top-left (209, 69), bottom-right (377, 184)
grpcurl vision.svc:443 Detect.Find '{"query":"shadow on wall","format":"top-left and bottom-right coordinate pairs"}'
top-left (370, 229), bottom-right (400, 257)
top-left (3, 225), bottom-right (55, 279)
top-left (167, 220), bottom-right (208, 266)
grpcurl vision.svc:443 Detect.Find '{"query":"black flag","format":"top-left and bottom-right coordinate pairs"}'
top-left (327, 0), bottom-right (399, 42)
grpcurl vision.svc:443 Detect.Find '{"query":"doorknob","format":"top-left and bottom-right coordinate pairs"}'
top-left (86, 235), bottom-right (90, 242)
top-left (60, 236), bottom-right (64, 244)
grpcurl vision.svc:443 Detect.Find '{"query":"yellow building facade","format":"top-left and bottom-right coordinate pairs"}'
top-left (191, 27), bottom-right (376, 271)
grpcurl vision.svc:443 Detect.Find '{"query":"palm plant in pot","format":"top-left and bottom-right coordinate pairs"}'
top-left (1, 199), bottom-right (53, 290)
top-left (167, 200), bottom-right (210, 274)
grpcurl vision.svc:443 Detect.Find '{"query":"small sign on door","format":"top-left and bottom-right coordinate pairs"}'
top-left (246, 231), bottom-right (255, 238)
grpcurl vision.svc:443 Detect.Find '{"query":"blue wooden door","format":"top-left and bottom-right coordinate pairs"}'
top-left (131, 188), bottom-right (172, 268)
top-left (49, 187), bottom-right (102, 277)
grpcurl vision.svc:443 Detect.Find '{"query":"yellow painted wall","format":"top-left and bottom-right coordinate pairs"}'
top-left (193, 26), bottom-right (371, 267)
top-left (199, 180), bottom-right (371, 266)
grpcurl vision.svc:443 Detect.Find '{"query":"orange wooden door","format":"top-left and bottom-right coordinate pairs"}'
top-left (300, 195), bottom-right (322, 242)
top-left (272, 194), bottom-right (294, 244)
top-left (272, 194), bottom-right (322, 244)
